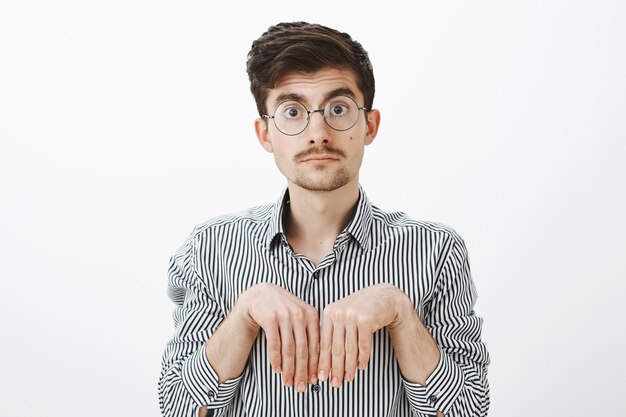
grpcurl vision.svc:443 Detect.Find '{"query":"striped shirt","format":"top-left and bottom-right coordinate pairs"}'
top-left (159, 187), bottom-right (490, 417)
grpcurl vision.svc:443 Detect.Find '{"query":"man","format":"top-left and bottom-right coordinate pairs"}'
top-left (159, 22), bottom-right (490, 417)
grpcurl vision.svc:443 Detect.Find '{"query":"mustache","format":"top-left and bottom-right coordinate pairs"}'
top-left (295, 146), bottom-right (347, 160)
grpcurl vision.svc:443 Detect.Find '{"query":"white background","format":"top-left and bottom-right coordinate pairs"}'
top-left (1, 1), bottom-right (625, 416)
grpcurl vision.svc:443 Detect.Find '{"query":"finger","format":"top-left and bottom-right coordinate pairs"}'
top-left (293, 316), bottom-right (309, 392)
top-left (263, 324), bottom-right (283, 373)
top-left (357, 324), bottom-right (373, 371)
top-left (331, 322), bottom-right (345, 388)
top-left (279, 322), bottom-right (295, 387)
top-left (306, 309), bottom-right (320, 384)
top-left (317, 309), bottom-right (333, 382)
top-left (343, 323), bottom-right (358, 382)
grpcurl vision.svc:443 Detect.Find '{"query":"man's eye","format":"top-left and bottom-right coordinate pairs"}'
top-left (286, 107), bottom-right (300, 118)
top-left (330, 104), bottom-right (349, 116)
top-left (279, 104), bottom-right (305, 119)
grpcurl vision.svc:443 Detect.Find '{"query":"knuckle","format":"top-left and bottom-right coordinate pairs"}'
top-left (295, 365), bottom-right (308, 377)
top-left (332, 345), bottom-right (345, 356)
top-left (358, 336), bottom-right (370, 348)
top-left (266, 336), bottom-right (281, 347)
top-left (265, 310), bottom-right (278, 322)
top-left (283, 343), bottom-right (296, 356)
top-left (296, 346), bottom-right (308, 358)
top-left (267, 343), bottom-right (280, 357)
top-left (282, 359), bottom-right (294, 372)
top-left (358, 354), bottom-right (369, 366)
top-left (332, 309), bottom-right (345, 321)
top-left (291, 308), bottom-right (305, 322)
top-left (356, 313), bottom-right (370, 325)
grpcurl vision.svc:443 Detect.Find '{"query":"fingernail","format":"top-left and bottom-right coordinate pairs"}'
top-left (285, 377), bottom-right (293, 387)
top-left (297, 382), bottom-right (306, 392)
top-left (344, 371), bottom-right (351, 381)
top-left (332, 376), bottom-right (340, 387)
top-left (309, 375), bottom-right (318, 384)
top-left (318, 369), bottom-right (326, 381)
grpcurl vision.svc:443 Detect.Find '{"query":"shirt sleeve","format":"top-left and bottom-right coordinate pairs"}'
top-left (402, 233), bottom-right (490, 416)
top-left (158, 230), bottom-right (243, 417)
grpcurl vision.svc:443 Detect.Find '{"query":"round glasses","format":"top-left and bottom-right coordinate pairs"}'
top-left (262, 95), bottom-right (367, 136)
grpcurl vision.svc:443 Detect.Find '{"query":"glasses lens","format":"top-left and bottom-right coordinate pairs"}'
top-left (324, 96), bottom-right (360, 131)
top-left (274, 101), bottom-right (308, 135)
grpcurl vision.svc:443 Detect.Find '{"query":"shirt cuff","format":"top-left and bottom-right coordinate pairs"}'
top-left (181, 344), bottom-right (243, 409)
top-left (402, 348), bottom-right (465, 415)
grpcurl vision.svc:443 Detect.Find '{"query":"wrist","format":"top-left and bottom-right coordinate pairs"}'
top-left (233, 290), bottom-right (261, 335)
top-left (388, 288), bottom-right (413, 329)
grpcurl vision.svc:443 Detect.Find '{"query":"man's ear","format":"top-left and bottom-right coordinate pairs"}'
top-left (364, 109), bottom-right (381, 146)
top-left (254, 118), bottom-right (274, 153)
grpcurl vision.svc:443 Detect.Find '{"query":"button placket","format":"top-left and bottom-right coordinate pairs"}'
top-left (306, 272), bottom-right (321, 417)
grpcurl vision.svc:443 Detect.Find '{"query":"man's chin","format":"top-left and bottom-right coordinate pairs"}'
top-left (292, 175), bottom-right (352, 192)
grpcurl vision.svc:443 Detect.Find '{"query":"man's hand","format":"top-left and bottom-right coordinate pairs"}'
top-left (206, 281), bottom-right (440, 417)
top-left (316, 283), bottom-right (406, 387)
top-left (237, 283), bottom-right (320, 392)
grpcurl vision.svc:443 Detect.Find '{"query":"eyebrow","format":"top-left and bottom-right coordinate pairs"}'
top-left (273, 87), bottom-right (359, 107)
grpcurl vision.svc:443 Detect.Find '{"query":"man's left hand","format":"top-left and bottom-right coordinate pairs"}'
top-left (316, 283), bottom-right (408, 387)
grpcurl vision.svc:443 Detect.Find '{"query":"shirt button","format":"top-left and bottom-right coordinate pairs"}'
top-left (208, 391), bottom-right (215, 400)
top-left (311, 383), bottom-right (320, 393)
top-left (313, 271), bottom-right (319, 279)
top-left (428, 394), bottom-right (438, 403)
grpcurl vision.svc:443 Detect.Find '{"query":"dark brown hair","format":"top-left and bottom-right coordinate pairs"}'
top-left (246, 22), bottom-right (375, 116)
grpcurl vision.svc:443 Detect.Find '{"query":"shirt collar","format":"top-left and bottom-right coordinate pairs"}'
top-left (344, 186), bottom-right (373, 251)
top-left (265, 188), bottom-right (289, 251)
top-left (264, 186), bottom-right (373, 252)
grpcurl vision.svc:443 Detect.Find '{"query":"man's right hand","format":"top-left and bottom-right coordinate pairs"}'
top-left (235, 283), bottom-right (320, 392)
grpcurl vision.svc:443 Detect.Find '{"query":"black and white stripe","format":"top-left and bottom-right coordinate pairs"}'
top-left (159, 187), bottom-right (490, 416)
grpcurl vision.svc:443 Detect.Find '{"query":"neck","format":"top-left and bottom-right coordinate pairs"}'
top-left (283, 181), bottom-right (360, 265)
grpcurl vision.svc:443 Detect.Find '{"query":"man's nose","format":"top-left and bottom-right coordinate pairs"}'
top-left (306, 110), bottom-right (330, 143)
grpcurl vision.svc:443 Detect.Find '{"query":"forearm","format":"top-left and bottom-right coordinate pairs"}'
top-left (388, 296), bottom-right (444, 416)
top-left (205, 298), bottom-right (260, 383)
top-left (389, 300), bottom-right (490, 417)
top-left (388, 296), bottom-right (440, 385)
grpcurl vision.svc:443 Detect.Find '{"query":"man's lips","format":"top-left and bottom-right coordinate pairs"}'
top-left (302, 154), bottom-right (340, 162)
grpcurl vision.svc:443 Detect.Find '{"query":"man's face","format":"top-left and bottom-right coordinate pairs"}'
top-left (255, 68), bottom-right (380, 193)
